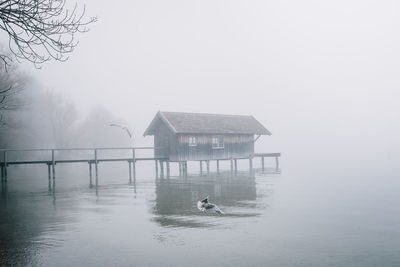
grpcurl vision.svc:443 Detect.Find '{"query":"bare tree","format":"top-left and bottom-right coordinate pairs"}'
top-left (0, 60), bottom-right (24, 127)
top-left (0, 0), bottom-right (96, 67)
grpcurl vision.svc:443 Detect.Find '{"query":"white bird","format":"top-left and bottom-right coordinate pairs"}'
top-left (109, 124), bottom-right (132, 138)
top-left (197, 196), bottom-right (224, 215)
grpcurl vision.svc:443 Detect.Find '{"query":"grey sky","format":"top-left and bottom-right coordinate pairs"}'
top-left (16, 0), bottom-right (399, 162)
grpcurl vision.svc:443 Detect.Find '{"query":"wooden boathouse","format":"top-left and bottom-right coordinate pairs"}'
top-left (1, 111), bottom-right (280, 187)
top-left (144, 111), bottom-right (273, 173)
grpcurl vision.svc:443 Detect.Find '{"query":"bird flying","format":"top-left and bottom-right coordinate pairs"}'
top-left (109, 124), bottom-right (132, 138)
top-left (197, 196), bottom-right (224, 215)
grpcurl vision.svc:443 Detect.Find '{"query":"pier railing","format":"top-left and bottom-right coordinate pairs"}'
top-left (0, 147), bottom-right (169, 184)
top-left (0, 147), bottom-right (281, 184)
top-left (0, 147), bottom-right (164, 164)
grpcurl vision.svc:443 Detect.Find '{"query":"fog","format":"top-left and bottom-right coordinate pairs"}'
top-left (13, 0), bottom-right (398, 170)
top-left (1, 1), bottom-right (400, 266)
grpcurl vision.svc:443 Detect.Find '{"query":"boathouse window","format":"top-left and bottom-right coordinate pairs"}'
top-left (188, 136), bottom-right (197, 146)
top-left (212, 136), bottom-right (224, 149)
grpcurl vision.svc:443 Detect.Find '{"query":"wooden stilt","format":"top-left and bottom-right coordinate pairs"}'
top-left (132, 148), bottom-right (136, 181)
top-left (160, 161), bottom-right (164, 178)
top-left (52, 179), bottom-right (56, 203)
top-left (48, 164), bottom-right (51, 181)
top-left (249, 156), bottom-right (253, 172)
top-left (206, 160), bottom-right (210, 175)
top-left (262, 156), bottom-right (265, 171)
top-left (275, 156), bottom-right (279, 170)
top-left (182, 161), bottom-right (186, 177)
top-left (200, 161), bottom-right (203, 176)
top-left (178, 162), bottom-right (182, 177)
top-left (94, 149), bottom-right (99, 188)
top-left (3, 151), bottom-right (7, 181)
top-left (48, 164), bottom-right (52, 192)
top-left (166, 161), bottom-right (170, 178)
top-left (89, 163), bottom-right (93, 187)
top-left (1, 165), bottom-right (3, 181)
top-left (51, 149), bottom-right (55, 180)
top-left (234, 159), bottom-right (238, 173)
top-left (155, 160), bottom-right (159, 178)
top-left (230, 159), bottom-right (233, 174)
top-left (128, 161), bottom-right (132, 183)
top-left (217, 160), bottom-right (220, 174)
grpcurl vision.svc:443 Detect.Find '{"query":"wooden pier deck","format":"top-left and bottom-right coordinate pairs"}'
top-left (0, 147), bottom-right (281, 185)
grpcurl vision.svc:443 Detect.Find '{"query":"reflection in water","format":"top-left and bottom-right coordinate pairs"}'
top-left (152, 171), bottom-right (274, 228)
top-left (0, 176), bottom-right (80, 267)
top-left (52, 179), bottom-right (56, 204)
top-left (1, 181), bottom-right (7, 208)
top-left (1, 163), bottom-right (399, 266)
top-left (1, 182), bottom-right (49, 266)
top-left (0, 167), bottom-right (278, 266)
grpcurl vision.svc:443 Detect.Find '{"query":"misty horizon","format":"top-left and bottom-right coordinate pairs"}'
top-left (1, 1), bottom-right (399, 266)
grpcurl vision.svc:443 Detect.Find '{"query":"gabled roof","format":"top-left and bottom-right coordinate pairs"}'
top-left (143, 111), bottom-right (271, 136)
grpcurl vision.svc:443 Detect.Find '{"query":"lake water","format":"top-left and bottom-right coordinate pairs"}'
top-left (1, 158), bottom-right (399, 266)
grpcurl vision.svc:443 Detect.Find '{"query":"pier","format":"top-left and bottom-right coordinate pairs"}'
top-left (0, 147), bottom-right (280, 184)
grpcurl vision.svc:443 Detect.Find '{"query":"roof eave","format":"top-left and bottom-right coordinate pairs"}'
top-left (143, 111), bottom-right (178, 136)
top-left (143, 111), bottom-right (161, 136)
top-left (158, 111), bottom-right (178, 133)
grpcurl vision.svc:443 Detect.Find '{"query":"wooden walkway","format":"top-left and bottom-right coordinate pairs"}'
top-left (0, 148), bottom-right (281, 185)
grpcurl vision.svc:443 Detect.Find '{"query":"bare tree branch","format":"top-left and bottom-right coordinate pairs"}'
top-left (0, 59), bottom-right (25, 127)
top-left (0, 0), bottom-right (96, 67)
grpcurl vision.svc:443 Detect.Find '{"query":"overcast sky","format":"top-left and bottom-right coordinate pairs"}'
top-left (16, 0), bottom-right (400, 165)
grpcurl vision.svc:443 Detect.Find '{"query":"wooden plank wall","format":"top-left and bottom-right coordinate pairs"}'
top-left (171, 134), bottom-right (254, 161)
top-left (178, 134), bottom-right (253, 144)
top-left (153, 118), bottom-right (256, 161)
top-left (154, 122), bottom-right (174, 159)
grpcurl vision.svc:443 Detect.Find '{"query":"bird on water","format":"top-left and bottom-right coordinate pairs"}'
top-left (197, 196), bottom-right (224, 215)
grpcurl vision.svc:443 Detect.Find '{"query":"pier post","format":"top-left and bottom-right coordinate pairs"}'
top-left (94, 149), bottom-right (99, 189)
top-left (3, 151), bottom-right (7, 181)
top-left (1, 165), bottom-right (3, 181)
top-left (48, 164), bottom-right (52, 192)
top-left (261, 156), bottom-right (265, 171)
top-left (51, 150), bottom-right (55, 180)
top-left (234, 159), bottom-right (238, 173)
top-left (48, 164), bottom-right (51, 181)
top-left (275, 156), bottom-right (279, 170)
top-left (178, 162), bottom-right (182, 177)
top-left (230, 159), bottom-right (233, 174)
top-left (132, 148), bottom-right (136, 181)
top-left (52, 178), bottom-right (56, 203)
top-left (182, 161), bottom-right (187, 177)
top-left (249, 156), bottom-right (253, 173)
top-left (89, 163), bottom-right (93, 187)
top-left (160, 161), bottom-right (164, 178)
top-left (206, 160), bottom-right (210, 175)
top-left (128, 161), bottom-right (132, 183)
top-left (217, 160), bottom-right (220, 174)
top-left (155, 160), bottom-right (159, 178)
top-left (200, 161), bottom-right (203, 176)
top-left (166, 161), bottom-right (170, 178)
top-left (181, 162), bottom-right (185, 178)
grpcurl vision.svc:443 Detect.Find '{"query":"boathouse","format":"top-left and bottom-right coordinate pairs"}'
top-left (143, 111), bottom-right (271, 162)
